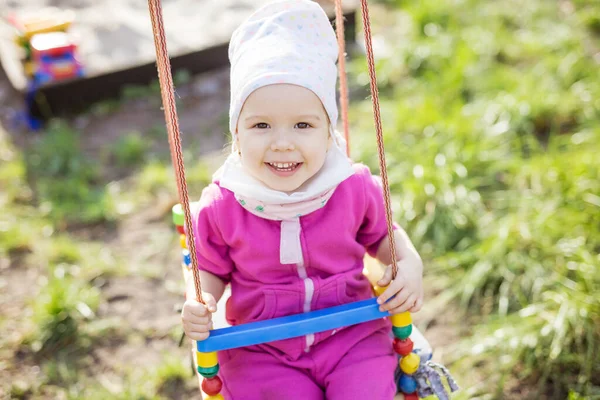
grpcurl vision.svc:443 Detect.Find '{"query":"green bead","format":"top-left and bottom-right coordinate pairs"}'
top-left (392, 325), bottom-right (413, 340)
top-left (172, 204), bottom-right (184, 226)
top-left (197, 364), bottom-right (220, 378)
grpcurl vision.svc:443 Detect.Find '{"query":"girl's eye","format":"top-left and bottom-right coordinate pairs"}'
top-left (254, 122), bottom-right (269, 129)
top-left (295, 122), bottom-right (311, 129)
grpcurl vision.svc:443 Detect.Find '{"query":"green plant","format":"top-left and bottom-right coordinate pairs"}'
top-left (27, 267), bottom-right (100, 357)
top-left (137, 161), bottom-right (174, 195)
top-left (25, 121), bottom-right (116, 226)
top-left (112, 131), bottom-right (149, 167)
top-left (154, 354), bottom-right (190, 399)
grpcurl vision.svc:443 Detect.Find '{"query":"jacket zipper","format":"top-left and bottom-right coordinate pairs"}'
top-left (296, 260), bottom-right (315, 352)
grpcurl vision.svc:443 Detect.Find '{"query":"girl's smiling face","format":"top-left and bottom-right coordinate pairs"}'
top-left (236, 84), bottom-right (331, 193)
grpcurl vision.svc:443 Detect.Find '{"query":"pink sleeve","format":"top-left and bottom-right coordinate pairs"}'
top-left (355, 166), bottom-right (398, 258)
top-left (191, 185), bottom-right (234, 284)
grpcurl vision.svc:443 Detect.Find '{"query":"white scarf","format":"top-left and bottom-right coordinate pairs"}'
top-left (214, 131), bottom-right (354, 264)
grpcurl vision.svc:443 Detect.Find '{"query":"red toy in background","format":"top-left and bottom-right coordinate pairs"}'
top-left (7, 8), bottom-right (84, 86)
top-left (30, 31), bottom-right (84, 85)
top-left (5, 8), bottom-right (85, 129)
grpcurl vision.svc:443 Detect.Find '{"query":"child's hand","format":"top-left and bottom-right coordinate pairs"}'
top-left (181, 292), bottom-right (217, 341)
top-left (376, 254), bottom-right (424, 315)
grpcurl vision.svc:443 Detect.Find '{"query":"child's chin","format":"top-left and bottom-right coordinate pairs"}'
top-left (266, 179), bottom-right (303, 193)
top-left (272, 183), bottom-right (301, 193)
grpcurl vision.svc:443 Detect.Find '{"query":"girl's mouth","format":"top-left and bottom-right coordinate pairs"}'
top-left (267, 162), bottom-right (301, 171)
top-left (266, 162), bottom-right (302, 176)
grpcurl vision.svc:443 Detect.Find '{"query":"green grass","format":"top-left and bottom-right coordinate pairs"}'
top-left (26, 268), bottom-right (100, 357)
top-left (25, 120), bottom-right (117, 227)
top-left (352, 0), bottom-right (600, 397)
top-left (111, 131), bottom-right (149, 167)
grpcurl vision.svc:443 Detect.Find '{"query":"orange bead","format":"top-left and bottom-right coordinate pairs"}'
top-left (403, 393), bottom-right (419, 400)
top-left (393, 337), bottom-right (414, 356)
top-left (202, 376), bottom-right (223, 396)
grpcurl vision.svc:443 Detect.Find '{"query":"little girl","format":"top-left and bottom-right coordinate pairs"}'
top-left (182, 1), bottom-right (424, 398)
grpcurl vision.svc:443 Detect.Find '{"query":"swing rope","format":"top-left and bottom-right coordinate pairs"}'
top-left (357, 0), bottom-right (399, 277)
top-left (333, 0), bottom-right (398, 277)
top-left (147, 0), bottom-right (398, 310)
top-left (333, 0), bottom-right (350, 156)
top-left (147, 0), bottom-right (204, 303)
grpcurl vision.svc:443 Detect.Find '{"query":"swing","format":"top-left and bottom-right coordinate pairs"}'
top-left (146, 0), bottom-right (458, 398)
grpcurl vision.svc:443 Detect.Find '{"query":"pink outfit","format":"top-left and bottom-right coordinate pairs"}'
top-left (192, 164), bottom-right (397, 399)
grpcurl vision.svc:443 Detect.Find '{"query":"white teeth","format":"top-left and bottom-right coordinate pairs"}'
top-left (268, 162), bottom-right (299, 170)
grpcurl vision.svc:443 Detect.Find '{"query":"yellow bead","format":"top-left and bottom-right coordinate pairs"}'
top-left (205, 395), bottom-right (224, 400)
top-left (391, 311), bottom-right (412, 327)
top-left (197, 351), bottom-right (218, 368)
top-left (373, 285), bottom-right (386, 296)
top-left (400, 352), bottom-right (420, 375)
top-left (180, 234), bottom-right (187, 249)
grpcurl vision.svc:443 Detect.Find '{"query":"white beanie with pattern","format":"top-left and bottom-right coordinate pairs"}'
top-left (228, 0), bottom-right (339, 135)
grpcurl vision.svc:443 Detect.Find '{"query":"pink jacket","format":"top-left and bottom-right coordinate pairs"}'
top-left (192, 164), bottom-right (392, 359)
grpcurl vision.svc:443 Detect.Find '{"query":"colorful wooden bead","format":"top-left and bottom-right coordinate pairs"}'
top-left (392, 324), bottom-right (413, 340)
top-left (205, 395), bottom-right (224, 400)
top-left (390, 311), bottom-right (412, 327)
top-left (373, 285), bottom-right (386, 296)
top-left (397, 374), bottom-right (417, 393)
top-left (176, 225), bottom-right (185, 234)
top-left (393, 337), bottom-right (414, 356)
top-left (202, 376), bottom-right (223, 396)
top-left (180, 234), bottom-right (187, 249)
top-left (197, 351), bottom-right (218, 368)
top-left (183, 249), bottom-right (191, 266)
top-left (197, 364), bottom-right (220, 378)
top-left (172, 204), bottom-right (185, 226)
top-left (400, 352), bottom-right (420, 375)
top-left (403, 393), bottom-right (419, 400)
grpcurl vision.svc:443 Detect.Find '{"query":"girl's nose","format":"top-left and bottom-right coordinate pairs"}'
top-left (270, 130), bottom-right (295, 151)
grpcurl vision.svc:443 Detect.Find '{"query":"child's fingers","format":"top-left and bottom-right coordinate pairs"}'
top-left (187, 302), bottom-right (211, 318)
top-left (187, 330), bottom-right (211, 342)
top-left (182, 313), bottom-right (211, 325)
top-left (377, 276), bottom-right (405, 306)
top-left (202, 292), bottom-right (218, 313)
top-left (185, 321), bottom-right (212, 333)
top-left (409, 297), bottom-right (423, 313)
top-left (377, 266), bottom-right (393, 287)
top-left (379, 287), bottom-right (411, 312)
top-left (389, 293), bottom-right (417, 315)
top-left (183, 318), bottom-right (213, 341)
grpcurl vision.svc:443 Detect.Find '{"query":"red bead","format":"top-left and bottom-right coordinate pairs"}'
top-left (176, 225), bottom-right (185, 234)
top-left (393, 337), bottom-right (414, 356)
top-left (202, 376), bottom-right (223, 396)
top-left (403, 393), bottom-right (419, 400)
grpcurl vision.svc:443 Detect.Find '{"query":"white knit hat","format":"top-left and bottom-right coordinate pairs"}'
top-left (228, 0), bottom-right (339, 135)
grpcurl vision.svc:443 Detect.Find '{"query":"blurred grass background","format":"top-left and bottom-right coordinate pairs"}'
top-left (1, 0), bottom-right (598, 399)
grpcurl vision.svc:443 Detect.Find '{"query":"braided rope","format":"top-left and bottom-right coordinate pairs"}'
top-left (333, 0), bottom-right (350, 155)
top-left (359, 0), bottom-right (398, 278)
top-left (147, 0), bottom-right (204, 303)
